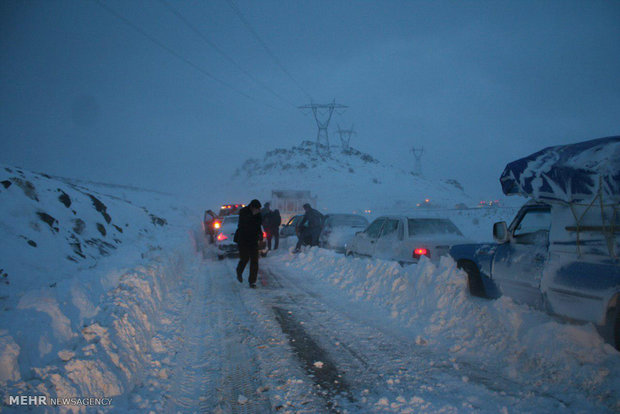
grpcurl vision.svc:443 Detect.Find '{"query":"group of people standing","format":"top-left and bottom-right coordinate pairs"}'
top-left (261, 202), bottom-right (281, 251)
top-left (234, 199), bottom-right (324, 288)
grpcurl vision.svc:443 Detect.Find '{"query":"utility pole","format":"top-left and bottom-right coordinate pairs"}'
top-left (411, 146), bottom-right (424, 177)
top-left (299, 100), bottom-right (347, 154)
top-left (336, 124), bottom-right (356, 153)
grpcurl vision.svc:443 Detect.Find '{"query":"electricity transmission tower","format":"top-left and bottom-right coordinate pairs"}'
top-left (299, 100), bottom-right (347, 154)
top-left (411, 146), bottom-right (424, 176)
top-left (336, 124), bottom-right (356, 153)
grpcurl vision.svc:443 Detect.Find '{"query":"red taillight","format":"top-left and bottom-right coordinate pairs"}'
top-left (217, 233), bottom-right (228, 241)
top-left (413, 248), bottom-right (430, 259)
top-left (263, 231), bottom-right (267, 239)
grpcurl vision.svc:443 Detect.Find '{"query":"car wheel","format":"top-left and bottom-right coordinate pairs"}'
top-left (458, 261), bottom-right (487, 298)
top-left (345, 250), bottom-right (353, 257)
top-left (217, 255), bottom-right (225, 260)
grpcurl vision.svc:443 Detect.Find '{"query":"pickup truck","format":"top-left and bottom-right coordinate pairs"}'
top-left (450, 136), bottom-right (620, 350)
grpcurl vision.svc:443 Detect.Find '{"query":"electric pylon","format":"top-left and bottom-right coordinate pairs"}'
top-left (336, 124), bottom-right (356, 153)
top-left (299, 100), bottom-right (347, 154)
top-left (411, 146), bottom-right (424, 176)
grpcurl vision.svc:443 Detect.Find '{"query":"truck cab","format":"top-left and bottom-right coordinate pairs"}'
top-left (450, 201), bottom-right (620, 349)
top-left (491, 202), bottom-right (551, 308)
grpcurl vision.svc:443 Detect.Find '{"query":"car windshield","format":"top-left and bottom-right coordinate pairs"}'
top-left (327, 215), bottom-right (368, 227)
top-left (407, 218), bottom-right (463, 236)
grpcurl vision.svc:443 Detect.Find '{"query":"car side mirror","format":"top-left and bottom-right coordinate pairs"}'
top-left (493, 221), bottom-right (509, 243)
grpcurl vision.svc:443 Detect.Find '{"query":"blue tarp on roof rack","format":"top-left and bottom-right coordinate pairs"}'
top-left (500, 136), bottom-right (620, 203)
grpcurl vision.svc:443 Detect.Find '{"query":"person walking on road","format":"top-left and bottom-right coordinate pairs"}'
top-left (293, 203), bottom-right (323, 253)
top-left (235, 199), bottom-right (263, 288)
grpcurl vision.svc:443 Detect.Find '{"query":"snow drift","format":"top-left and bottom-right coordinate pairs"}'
top-left (0, 164), bottom-right (194, 412)
top-left (270, 248), bottom-right (620, 411)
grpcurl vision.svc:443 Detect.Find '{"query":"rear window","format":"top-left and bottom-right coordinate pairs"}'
top-left (407, 219), bottom-right (463, 236)
top-left (327, 215), bottom-right (368, 227)
top-left (224, 216), bottom-right (239, 225)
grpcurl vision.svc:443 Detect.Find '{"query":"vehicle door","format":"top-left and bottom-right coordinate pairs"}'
top-left (492, 206), bottom-right (551, 308)
top-left (354, 218), bottom-right (386, 256)
top-left (281, 215), bottom-right (300, 238)
top-left (373, 218), bottom-right (403, 261)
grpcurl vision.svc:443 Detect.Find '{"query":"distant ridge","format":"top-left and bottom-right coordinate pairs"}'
top-left (229, 141), bottom-right (474, 214)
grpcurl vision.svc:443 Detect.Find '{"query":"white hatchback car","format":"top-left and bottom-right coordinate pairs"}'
top-left (345, 215), bottom-right (470, 265)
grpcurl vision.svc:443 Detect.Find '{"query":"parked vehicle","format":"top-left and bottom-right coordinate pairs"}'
top-left (319, 214), bottom-right (369, 252)
top-left (215, 215), bottom-right (268, 260)
top-left (280, 214), bottom-right (304, 238)
top-left (202, 209), bottom-right (219, 243)
top-left (270, 190), bottom-right (317, 225)
top-left (219, 203), bottom-right (245, 217)
top-left (450, 136), bottom-right (620, 349)
top-left (345, 215), bottom-right (469, 265)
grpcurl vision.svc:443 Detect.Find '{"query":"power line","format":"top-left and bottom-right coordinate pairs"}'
top-left (93, 0), bottom-right (282, 111)
top-left (225, 0), bottom-right (313, 101)
top-left (157, 0), bottom-right (297, 109)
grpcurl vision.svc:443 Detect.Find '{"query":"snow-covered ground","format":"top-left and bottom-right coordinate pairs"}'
top-left (1, 160), bottom-right (618, 413)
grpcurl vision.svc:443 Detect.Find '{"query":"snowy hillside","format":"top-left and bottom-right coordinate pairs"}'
top-left (230, 141), bottom-right (473, 213)
top-left (0, 164), bottom-right (195, 411)
top-left (227, 141), bottom-right (518, 241)
top-left (0, 165), bottom-right (182, 292)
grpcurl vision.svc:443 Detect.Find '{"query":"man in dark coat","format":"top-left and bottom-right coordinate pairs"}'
top-left (236, 199), bottom-right (263, 288)
top-left (293, 203), bottom-right (323, 253)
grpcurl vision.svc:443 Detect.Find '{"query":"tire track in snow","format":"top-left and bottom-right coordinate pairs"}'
top-left (208, 263), bottom-right (272, 413)
top-left (258, 263), bottom-right (576, 412)
top-left (163, 259), bottom-right (218, 413)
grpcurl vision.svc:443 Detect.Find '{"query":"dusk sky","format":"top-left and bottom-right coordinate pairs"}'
top-left (1, 0), bottom-right (619, 199)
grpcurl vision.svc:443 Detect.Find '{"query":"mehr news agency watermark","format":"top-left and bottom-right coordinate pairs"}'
top-left (6, 395), bottom-right (113, 408)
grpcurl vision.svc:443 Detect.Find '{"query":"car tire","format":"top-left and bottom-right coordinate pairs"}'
top-left (217, 255), bottom-right (225, 260)
top-left (458, 261), bottom-right (487, 298)
top-left (345, 250), bottom-right (353, 257)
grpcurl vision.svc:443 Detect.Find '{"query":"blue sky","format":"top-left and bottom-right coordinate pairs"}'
top-left (1, 0), bottom-right (619, 199)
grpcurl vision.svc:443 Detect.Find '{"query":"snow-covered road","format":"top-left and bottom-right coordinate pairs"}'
top-left (142, 234), bottom-right (618, 413)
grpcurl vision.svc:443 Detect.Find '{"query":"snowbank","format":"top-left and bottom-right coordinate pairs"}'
top-left (0, 164), bottom-right (197, 412)
top-left (271, 248), bottom-right (620, 411)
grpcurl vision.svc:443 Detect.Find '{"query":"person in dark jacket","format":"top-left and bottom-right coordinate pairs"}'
top-left (236, 199), bottom-right (263, 288)
top-left (267, 209), bottom-right (281, 250)
top-left (261, 202), bottom-right (272, 232)
top-left (293, 203), bottom-right (323, 253)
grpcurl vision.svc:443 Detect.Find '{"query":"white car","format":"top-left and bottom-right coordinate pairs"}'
top-left (215, 215), bottom-right (268, 260)
top-left (319, 214), bottom-right (369, 253)
top-left (345, 215), bottom-right (470, 265)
